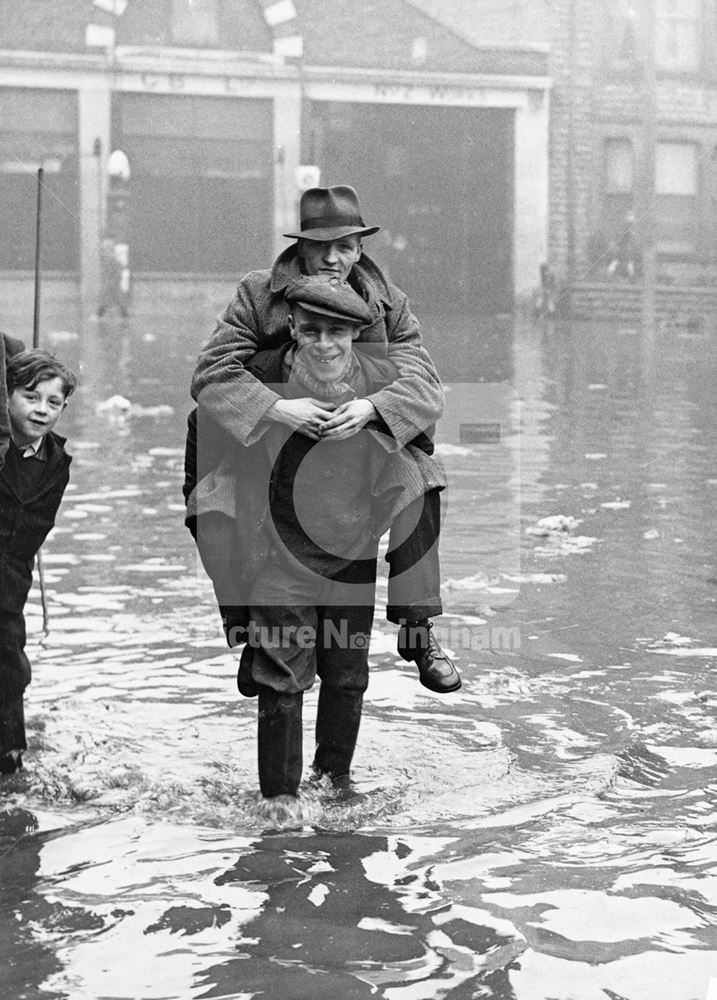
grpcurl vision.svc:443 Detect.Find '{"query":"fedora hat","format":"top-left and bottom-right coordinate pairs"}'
top-left (284, 185), bottom-right (380, 242)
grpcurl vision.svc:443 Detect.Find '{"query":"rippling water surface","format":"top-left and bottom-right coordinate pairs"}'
top-left (1, 305), bottom-right (716, 999)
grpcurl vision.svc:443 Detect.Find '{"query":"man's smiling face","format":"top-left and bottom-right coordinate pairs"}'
top-left (289, 305), bottom-right (360, 382)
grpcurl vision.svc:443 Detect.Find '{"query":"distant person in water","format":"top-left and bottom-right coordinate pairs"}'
top-left (0, 349), bottom-right (77, 774)
top-left (97, 237), bottom-right (129, 319)
top-left (186, 276), bottom-right (446, 803)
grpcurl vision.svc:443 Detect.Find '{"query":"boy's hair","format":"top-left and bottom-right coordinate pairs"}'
top-left (6, 349), bottom-right (78, 399)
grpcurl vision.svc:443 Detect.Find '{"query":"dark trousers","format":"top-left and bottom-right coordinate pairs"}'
top-left (240, 544), bottom-right (376, 695)
top-left (242, 552), bottom-right (376, 797)
top-left (385, 488), bottom-right (442, 624)
top-left (238, 518), bottom-right (379, 796)
top-left (0, 601), bottom-right (32, 757)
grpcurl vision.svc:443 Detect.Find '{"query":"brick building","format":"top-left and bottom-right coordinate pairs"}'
top-left (0, 0), bottom-right (550, 322)
top-left (416, 0), bottom-right (717, 315)
top-left (566, 0), bottom-right (717, 317)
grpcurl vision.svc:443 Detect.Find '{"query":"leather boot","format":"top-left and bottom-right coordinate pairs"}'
top-left (397, 619), bottom-right (461, 693)
top-left (313, 686), bottom-right (363, 785)
top-left (257, 686), bottom-right (304, 798)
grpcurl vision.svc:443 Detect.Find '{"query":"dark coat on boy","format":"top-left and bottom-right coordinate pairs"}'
top-left (0, 432), bottom-right (71, 754)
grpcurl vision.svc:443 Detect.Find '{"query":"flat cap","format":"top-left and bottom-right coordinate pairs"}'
top-left (285, 275), bottom-right (373, 324)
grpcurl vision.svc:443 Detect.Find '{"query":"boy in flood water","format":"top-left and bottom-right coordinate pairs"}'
top-left (0, 349), bottom-right (77, 775)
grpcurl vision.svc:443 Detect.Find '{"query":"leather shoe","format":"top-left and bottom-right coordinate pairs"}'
top-left (398, 620), bottom-right (462, 694)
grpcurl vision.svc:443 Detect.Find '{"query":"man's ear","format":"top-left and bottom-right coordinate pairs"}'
top-left (351, 326), bottom-right (362, 340)
top-left (356, 241), bottom-right (363, 262)
top-left (288, 312), bottom-right (297, 340)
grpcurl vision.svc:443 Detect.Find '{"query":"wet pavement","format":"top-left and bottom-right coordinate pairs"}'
top-left (1, 299), bottom-right (717, 999)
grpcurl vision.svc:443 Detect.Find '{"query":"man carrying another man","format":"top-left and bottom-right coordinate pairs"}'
top-left (188, 275), bottom-right (447, 800)
top-left (189, 184), bottom-right (460, 696)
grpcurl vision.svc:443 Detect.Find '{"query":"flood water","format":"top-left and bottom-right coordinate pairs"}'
top-left (1, 297), bottom-right (717, 1000)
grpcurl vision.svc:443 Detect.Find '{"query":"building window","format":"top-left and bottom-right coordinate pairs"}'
top-left (171, 0), bottom-right (218, 46)
top-left (0, 88), bottom-right (79, 271)
top-left (606, 138), bottom-right (634, 194)
top-left (605, 2), bottom-right (639, 66)
top-left (655, 0), bottom-right (701, 72)
top-left (655, 141), bottom-right (698, 253)
top-left (604, 138), bottom-right (635, 238)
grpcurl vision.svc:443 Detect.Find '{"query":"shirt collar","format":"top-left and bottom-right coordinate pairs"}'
top-left (15, 436), bottom-right (46, 459)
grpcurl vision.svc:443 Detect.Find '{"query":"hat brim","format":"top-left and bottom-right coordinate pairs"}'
top-left (283, 224), bottom-right (381, 242)
top-left (291, 301), bottom-right (367, 323)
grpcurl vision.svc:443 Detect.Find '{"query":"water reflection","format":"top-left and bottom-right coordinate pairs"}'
top-left (0, 303), bottom-right (716, 998)
top-left (201, 831), bottom-right (525, 999)
top-left (0, 809), bottom-right (66, 999)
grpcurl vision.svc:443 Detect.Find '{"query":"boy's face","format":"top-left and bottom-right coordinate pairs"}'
top-left (8, 376), bottom-right (67, 446)
top-left (289, 305), bottom-right (359, 382)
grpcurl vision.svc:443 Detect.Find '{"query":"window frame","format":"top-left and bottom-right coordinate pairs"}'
top-left (655, 0), bottom-right (703, 75)
top-left (654, 139), bottom-right (701, 256)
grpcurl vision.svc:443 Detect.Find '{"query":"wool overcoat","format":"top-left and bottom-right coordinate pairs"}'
top-left (191, 246), bottom-right (444, 449)
top-left (186, 346), bottom-right (445, 623)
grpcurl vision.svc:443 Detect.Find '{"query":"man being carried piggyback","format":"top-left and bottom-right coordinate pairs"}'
top-left (0, 348), bottom-right (77, 774)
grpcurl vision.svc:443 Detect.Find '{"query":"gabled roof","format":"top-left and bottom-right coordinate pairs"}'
top-left (296, 0), bottom-right (548, 75)
top-left (0, 0), bottom-right (102, 53)
top-left (0, 0), bottom-right (547, 76)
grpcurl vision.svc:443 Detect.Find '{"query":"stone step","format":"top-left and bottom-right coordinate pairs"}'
top-left (567, 282), bottom-right (717, 322)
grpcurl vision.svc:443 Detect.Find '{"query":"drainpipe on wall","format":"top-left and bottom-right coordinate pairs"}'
top-left (565, 0), bottom-right (577, 319)
top-left (640, 0), bottom-right (657, 355)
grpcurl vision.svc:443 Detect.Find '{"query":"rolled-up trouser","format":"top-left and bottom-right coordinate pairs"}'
top-left (245, 549), bottom-right (377, 796)
top-left (385, 487), bottom-right (443, 624)
top-left (240, 552), bottom-right (377, 696)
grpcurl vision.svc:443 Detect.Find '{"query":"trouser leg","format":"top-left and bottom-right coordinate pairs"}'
top-left (0, 616), bottom-right (31, 764)
top-left (0, 694), bottom-right (26, 770)
top-left (386, 488), bottom-right (443, 625)
top-left (383, 499), bottom-right (461, 690)
top-left (313, 686), bottom-right (363, 781)
top-left (257, 685), bottom-right (304, 798)
top-left (194, 511), bottom-right (249, 638)
top-left (313, 601), bottom-right (373, 781)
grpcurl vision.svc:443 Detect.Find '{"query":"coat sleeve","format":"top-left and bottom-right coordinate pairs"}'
top-left (0, 334), bottom-right (10, 470)
top-left (365, 289), bottom-right (444, 448)
top-left (190, 275), bottom-right (283, 446)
